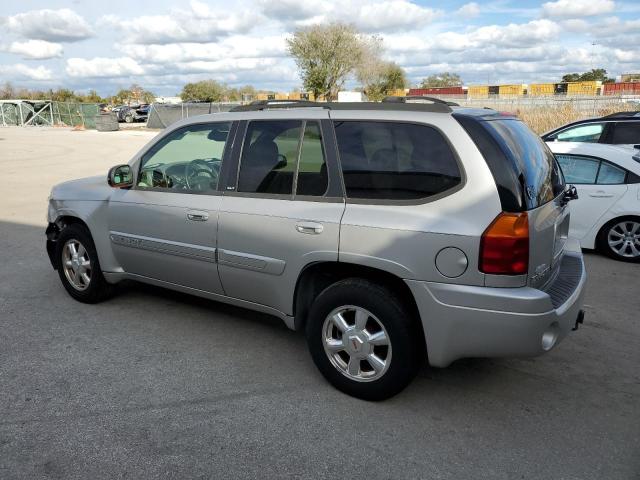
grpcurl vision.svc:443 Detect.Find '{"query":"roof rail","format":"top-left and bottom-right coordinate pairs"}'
top-left (228, 99), bottom-right (453, 114)
top-left (382, 95), bottom-right (459, 107)
top-left (229, 99), bottom-right (319, 112)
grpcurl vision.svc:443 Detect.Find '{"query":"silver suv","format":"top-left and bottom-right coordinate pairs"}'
top-left (46, 99), bottom-right (586, 400)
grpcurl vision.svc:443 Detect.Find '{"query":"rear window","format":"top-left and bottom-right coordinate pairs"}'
top-left (455, 115), bottom-right (564, 211)
top-left (333, 121), bottom-right (461, 200)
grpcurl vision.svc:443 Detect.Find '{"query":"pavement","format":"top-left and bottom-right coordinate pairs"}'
top-left (0, 127), bottom-right (639, 479)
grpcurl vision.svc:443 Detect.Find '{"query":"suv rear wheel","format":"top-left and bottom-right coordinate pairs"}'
top-left (55, 224), bottom-right (115, 303)
top-left (305, 278), bottom-right (422, 400)
top-left (597, 217), bottom-right (640, 262)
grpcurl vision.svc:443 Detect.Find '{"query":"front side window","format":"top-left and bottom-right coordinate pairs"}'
top-left (610, 122), bottom-right (640, 144)
top-left (556, 154), bottom-right (600, 184)
top-left (556, 123), bottom-right (604, 143)
top-left (333, 121), bottom-right (461, 200)
top-left (138, 123), bottom-right (230, 192)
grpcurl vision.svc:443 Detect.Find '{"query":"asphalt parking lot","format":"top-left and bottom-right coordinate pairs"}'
top-left (1, 127), bottom-right (639, 479)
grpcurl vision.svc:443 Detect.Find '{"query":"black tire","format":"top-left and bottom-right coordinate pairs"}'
top-left (55, 223), bottom-right (115, 303)
top-left (596, 216), bottom-right (640, 263)
top-left (305, 278), bottom-right (423, 401)
top-left (124, 114), bottom-right (133, 123)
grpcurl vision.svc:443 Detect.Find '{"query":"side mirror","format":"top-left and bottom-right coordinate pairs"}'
top-left (108, 164), bottom-right (133, 188)
top-left (561, 184), bottom-right (578, 206)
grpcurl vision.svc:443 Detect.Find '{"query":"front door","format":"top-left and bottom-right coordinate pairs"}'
top-left (217, 113), bottom-right (345, 315)
top-left (108, 121), bottom-right (234, 294)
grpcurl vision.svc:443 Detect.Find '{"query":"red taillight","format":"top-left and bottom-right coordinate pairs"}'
top-left (479, 212), bottom-right (529, 275)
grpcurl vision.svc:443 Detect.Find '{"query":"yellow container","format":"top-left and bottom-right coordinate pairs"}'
top-left (274, 92), bottom-right (289, 100)
top-left (567, 81), bottom-right (602, 96)
top-left (498, 84), bottom-right (525, 96)
top-left (467, 85), bottom-right (489, 97)
top-left (256, 93), bottom-right (270, 101)
top-left (386, 88), bottom-right (407, 97)
top-left (528, 83), bottom-right (555, 96)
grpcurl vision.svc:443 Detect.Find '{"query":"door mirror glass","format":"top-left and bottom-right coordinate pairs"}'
top-left (108, 164), bottom-right (133, 188)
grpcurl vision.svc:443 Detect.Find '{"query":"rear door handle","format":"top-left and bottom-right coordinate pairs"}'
top-left (588, 191), bottom-right (614, 198)
top-left (296, 221), bottom-right (323, 234)
top-left (187, 210), bottom-right (209, 221)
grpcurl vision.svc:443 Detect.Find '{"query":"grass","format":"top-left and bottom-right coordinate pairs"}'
top-left (456, 97), bottom-right (639, 134)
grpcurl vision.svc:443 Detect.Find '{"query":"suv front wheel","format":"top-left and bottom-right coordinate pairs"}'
top-left (55, 223), bottom-right (115, 303)
top-left (305, 278), bottom-right (422, 400)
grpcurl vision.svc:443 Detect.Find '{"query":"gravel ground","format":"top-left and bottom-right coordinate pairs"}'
top-left (0, 127), bottom-right (639, 479)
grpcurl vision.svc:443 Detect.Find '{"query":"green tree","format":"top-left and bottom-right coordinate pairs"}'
top-left (562, 68), bottom-right (615, 83)
top-left (357, 61), bottom-right (407, 101)
top-left (419, 72), bottom-right (462, 88)
top-left (287, 22), bottom-right (379, 101)
top-left (180, 80), bottom-right (226, 102)
top-left (51, 88), bottom-right (78, 102)
top-left (83, 90), bottom-right (104, 103)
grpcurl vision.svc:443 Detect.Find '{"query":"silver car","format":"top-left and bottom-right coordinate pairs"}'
top-left (46, 99), bottom-right (587, 400)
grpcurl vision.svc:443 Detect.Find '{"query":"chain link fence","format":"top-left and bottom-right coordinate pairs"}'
top-left (147, 102), bottom-right (241, 129)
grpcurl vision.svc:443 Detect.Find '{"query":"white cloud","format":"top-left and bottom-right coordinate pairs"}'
top-left (542, 0), bottom-right (615, 17)
top-left (102, 1), bottom-right (261, 44)
top-left (2, 8), bottom-right (92, 42)
top-left (66, 57), bottom-right (144, 78)
top-left (0, 63), bottom-right (53, 81)
top-left (6, 40), bottom-right (63, 59)
top-left (260, 0), bottom-right (440, 32)
top-left (456, 2), bottom-right (481, 18)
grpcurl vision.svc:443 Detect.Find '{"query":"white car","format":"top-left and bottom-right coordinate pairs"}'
top-left (547, 142), bottom-right (640, 262)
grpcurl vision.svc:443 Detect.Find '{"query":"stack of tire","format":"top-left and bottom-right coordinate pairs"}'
top-left (95, 113), bottom-right (119, 132)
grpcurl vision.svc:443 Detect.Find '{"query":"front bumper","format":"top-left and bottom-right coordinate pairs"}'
top-left (406, 249), bottom-right (587, 368)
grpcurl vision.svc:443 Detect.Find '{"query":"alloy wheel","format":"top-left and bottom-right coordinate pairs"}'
top-left (62, 239), bottom-right (92, 291)
top-left (607, 221), bottom-right (640, 258)
top-left (322, 305), bottom-right (392, 382)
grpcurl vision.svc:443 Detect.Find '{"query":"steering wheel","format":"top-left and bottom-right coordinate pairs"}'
top-left (185, 159), bottom-right (218, 190)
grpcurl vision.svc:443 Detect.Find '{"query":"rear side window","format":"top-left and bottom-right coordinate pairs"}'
top-left (333, 121), bottom-right (461, 200)
top-left (556, 154), bottom-right (628, 185)
top-left (610, 123), bottom-right (640, 144)
top-left (456, 115), bottom-right (564, 211)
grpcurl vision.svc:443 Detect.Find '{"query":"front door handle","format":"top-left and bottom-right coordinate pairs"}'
top-left (187, 210), bottom-right (209, 221)
top-left (296, 221), bottom-right (323, 234)
top-left (588, 191), bottom-right (614, 198)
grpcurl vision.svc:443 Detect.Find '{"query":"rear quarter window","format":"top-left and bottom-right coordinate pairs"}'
top-left (333, 121), bottom-right (462, 201)
top-left (455, 114), bottom-right (564, 211)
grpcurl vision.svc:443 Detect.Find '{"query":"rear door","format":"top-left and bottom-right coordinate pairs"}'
top-left (555, 154), bottom-right (628, 240)
top-left (216, 110), bottom-right (344, 316)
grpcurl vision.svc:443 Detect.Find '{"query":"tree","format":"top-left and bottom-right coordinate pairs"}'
top-left (287, 23), bottom-right (379, 101)
top-left (562, 68), bottom-right (615, 83)
top-left (0, 82), bottom-right (16, 99)
top-left (51, 88), bottom-right (78, 102)
top-left (357, 61), bottom-right (407, 101)
top-left (180, 80), bottom-right (226, 102)
top-left (419, 72), bottom-right (462, 88)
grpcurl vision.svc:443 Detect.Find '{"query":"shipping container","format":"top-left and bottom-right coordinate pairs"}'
top-left (385, 88), bottom-right (408, 97)
top-left (621, 73), bottom-right (640, 82)
top-left (467, 85), bottom-right (489, 97)
top-left (603, 82), bottom-right (640, 95)
top-left (555, 83), bottom-right (568, 95)
top-left (529, 83), bottom-right (555, 96)
top-left (274, 92), bottom-right (289, 100)
top-left (408, 86), bottom-right (464, 96)
top-left (488, 85), bottom-right (499, 95)
top-left (566, 81), bottom-right (601, 96)
top-left (498, 84), bottom-right (526, 96)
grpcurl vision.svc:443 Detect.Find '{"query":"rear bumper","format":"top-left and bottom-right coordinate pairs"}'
top-left (406, 250), bottom-right (587, 368)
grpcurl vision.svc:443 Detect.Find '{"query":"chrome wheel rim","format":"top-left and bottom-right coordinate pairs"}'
top-left (322, 305), bottom-right (392, 383)
top-left (607, 221), bottom-right (640, 258)
top-left (62, 239), bottom-right (92, 291)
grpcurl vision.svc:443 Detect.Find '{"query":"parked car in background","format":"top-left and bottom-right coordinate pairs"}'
top-left (115, 104), bottom-right (149, 123)
top-left (45, 99), bottom-right (586, 400)
top-left (542, 111), bottom-right (640, 145)
top-left (548, 142), bottom-right (640, 261)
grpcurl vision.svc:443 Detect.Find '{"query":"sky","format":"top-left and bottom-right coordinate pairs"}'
top-left (0, 0), bottom-right (639, 96)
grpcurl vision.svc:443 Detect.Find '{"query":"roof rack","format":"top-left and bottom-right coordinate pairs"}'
top-left (382, 95), bottom-right (459, 107)
top-left (228, 99), bottom-right (453, 113)
top-left (229, 99), bottom-right (319, 112)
